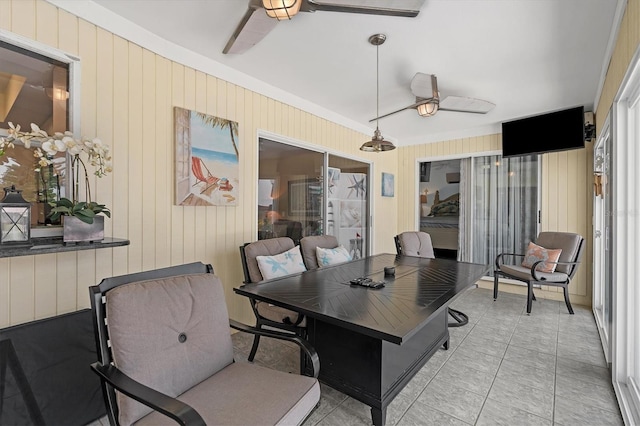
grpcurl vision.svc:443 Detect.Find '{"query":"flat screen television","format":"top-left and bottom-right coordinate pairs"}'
top-left (501, 106), bottom-right (585, 157)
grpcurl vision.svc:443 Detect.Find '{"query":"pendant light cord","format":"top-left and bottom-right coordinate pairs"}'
top-left (376, 43), bottom-right (380, 131)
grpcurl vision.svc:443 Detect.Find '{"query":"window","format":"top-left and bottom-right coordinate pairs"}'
top-left (257, 137), bottom-right (370, 258)
top-left (0, 31), bottom-right (80, 235)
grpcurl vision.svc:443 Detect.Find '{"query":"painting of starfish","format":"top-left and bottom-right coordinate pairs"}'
top-left (346, 175), bottom-right (366, 199)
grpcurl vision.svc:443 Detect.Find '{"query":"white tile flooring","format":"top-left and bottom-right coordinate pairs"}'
top-left (91, 287), bottom-right (624, 425)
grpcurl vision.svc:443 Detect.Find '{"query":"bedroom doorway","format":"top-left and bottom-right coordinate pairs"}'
top-left (418, 159), bottom-right (460, 259)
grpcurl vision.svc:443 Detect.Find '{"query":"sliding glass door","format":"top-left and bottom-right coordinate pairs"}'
top-left (419, 154), bottom-right (539, 272)
top-left (257, 138), bottom-right (370, 258)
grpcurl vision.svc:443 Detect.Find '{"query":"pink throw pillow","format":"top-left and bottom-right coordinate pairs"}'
top-left (521, 242), bottom-right (562, 273)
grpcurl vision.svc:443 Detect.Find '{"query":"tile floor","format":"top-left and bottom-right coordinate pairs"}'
top-left (232, 288), bottom-right (623, 426)
top-left (90, 287), bottom-right (624, 426)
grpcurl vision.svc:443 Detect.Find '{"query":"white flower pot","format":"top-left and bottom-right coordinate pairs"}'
top-left (63, 215), bottom-right (104, 243)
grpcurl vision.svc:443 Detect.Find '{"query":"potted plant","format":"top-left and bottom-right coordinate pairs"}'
top-left (0, 123), bottom-right (112, 243)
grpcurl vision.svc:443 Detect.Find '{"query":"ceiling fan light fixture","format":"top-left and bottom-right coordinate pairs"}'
top-left (262, 0), bottom-right (301, 20)
top-left (417, 101), bottom-right (439, 117)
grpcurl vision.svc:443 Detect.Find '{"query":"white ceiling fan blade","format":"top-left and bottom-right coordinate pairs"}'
top-left (223, 3), bottom-right (278, 54)
top-left (410, 73), bottom-right (439, 99)
top-left (439, 96), bottom-right (496, 114)
top-left (307, 0), bottom-right (425, 17)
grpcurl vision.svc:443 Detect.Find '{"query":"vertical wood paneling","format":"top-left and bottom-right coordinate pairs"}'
top-left (0, 259), bottom-right (9, 327)
top-left (127, 43), bottom-right (144, 271)
top-left (10, 0), bottom-right (35, 38)
top-left (155, 55), bottom-right (171, 268)
top-left (141, 49), bottom-right (157, 271)
top-left (9, 257), bottom-right (34, 324)
top-left (193, 71), bottom-right (207, 264)
top-left (95, 28), bottom-right (114, 282)
top-left (170, 62), bottom-right (185, 265)
top-left (112, 36), bottom-right (129, 275)
top-left (34, 254), bottom-right (56, 319)
top-left (76, 19), bottom-right (97, 307)
top-left (2, 0), bottom-right (637, 326)
top-left (182, 67), bottom-right (196, 263)
top-left (0, 1), bottom-right (11, 30)
top-left (35, 0), bottom-right (56, 46)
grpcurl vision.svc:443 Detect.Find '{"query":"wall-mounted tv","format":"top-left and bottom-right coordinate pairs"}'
top-left (501, 106), bottom-right (585, 158)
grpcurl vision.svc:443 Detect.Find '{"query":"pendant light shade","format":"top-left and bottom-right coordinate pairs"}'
top-left (361, 34), bottom-right (395, 152)
top-left (262, 0), bottom-right (301, 20)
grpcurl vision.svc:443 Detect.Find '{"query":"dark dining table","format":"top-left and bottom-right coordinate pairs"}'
top-left (234, 253), bottom-right (489, 426)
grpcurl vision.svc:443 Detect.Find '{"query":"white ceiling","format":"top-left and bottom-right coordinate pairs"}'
top-left (82, 0), bottom-right (620, 147)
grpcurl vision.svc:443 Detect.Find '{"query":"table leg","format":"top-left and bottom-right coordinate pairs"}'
top-left (371, 406), bottom-right (387, 426)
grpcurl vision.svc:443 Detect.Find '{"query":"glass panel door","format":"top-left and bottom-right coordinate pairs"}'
top-left (327, 155), bottom-right (369, 259)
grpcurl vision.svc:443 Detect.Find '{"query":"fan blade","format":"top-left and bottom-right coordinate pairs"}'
top-left (369, 99), bottom-right (427, 122)
top-left (410, 73), bottom-right (439, 99)
top-left (306, 0), bottom-right (424, 17)
top-left (223, 2), bottom-right (278, 54)
top-left (439, 96), bottom-right (496, 114)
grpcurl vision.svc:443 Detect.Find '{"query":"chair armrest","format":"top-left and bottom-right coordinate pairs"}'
top-left (90, 362), bottom-right (205, 426)
top-left (245, 295), bottom-right (305, 326)
top-left (531, 260), bottom-right (581, 281)
top-left (229, 319), bottom-right (320, 378)
top-left (495, 253), bottom-right (525, 269)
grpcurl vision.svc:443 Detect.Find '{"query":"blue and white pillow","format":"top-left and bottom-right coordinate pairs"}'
top-left (256, 245), bottom-right (307, 280)
top-left (316, 245), bottom-right (352, 267)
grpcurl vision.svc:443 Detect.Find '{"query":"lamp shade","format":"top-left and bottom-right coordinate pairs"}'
top-left (360, 129), bottom-right (396, 152)
top-left (0, 185), bottom-right (32, 247)
top-left (417, 101), bottom-right (439, 117)
top-left (262, 0), bottom-right (301, 20)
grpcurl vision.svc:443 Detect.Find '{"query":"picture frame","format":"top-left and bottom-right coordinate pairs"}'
top-left (382, 172), bottom-right (394, 197)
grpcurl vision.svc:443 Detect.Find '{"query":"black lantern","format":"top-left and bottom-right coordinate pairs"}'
top-left (0, 185), bottom-right (32, 247)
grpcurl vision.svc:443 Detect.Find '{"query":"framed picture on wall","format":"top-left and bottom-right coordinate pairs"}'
top-left (382, 172), bottom-right (394, 197)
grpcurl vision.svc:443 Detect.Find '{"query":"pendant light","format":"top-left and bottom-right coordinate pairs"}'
top-left (361, 33), bottom-right (395, 152)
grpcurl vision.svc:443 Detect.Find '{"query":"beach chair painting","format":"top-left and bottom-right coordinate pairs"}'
top-left (175, 107), bottom-right (239, 206)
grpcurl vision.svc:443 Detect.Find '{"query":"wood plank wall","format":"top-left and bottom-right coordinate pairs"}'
top-left (0, 0), bottom-right (399, 327)
top-left (1, 0), bottom-right (637, 326)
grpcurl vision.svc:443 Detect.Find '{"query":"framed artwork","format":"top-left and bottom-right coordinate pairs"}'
top-left (174, 107), bottom-right (239, 206)
top-left (382, 172), bottom-right (394, 197)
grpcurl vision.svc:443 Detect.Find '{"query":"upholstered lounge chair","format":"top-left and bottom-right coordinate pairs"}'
top-left (89, 262), bottom-right (320, 426)
top-left (494, 232), bottom-right (585, 314)
top-left (394, 231), bottom-right (469, 327)
top-left (239, 237), bottom-right (306, 363)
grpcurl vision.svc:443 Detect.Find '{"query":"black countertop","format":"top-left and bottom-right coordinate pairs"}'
top-left (0, 237), bottom-right (130, 258)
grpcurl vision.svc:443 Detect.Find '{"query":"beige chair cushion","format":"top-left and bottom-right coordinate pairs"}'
top-left (136, 362), bottom-right (320, 426)
top-left (397, 232), bottom-right (435, 259)
top-left (500, 264), bottom-right (569, 283)
top-left (300, 235), bottom-right (339, 269)
top-left (243, 237), bottom-right (295, 283)
top-left (106, 274), bottom-right (233, 425)
top-left (535, 232), bottom-right (583, 274)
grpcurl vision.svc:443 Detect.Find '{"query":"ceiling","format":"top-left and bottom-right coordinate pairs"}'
top-left (87, 0), bottom-right (621, 147)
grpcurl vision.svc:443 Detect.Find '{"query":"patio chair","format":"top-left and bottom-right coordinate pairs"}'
top-left (239, 237), bottom-right (307, 364)
top-left (299, 235), bottom-right (339, 270)
top-left (494, 231), bottom-right (585, 314)
top-left (191, 156), bottom-right (219, 193)
top-left (89, 261), bottom-right (320, 426)
top-left (394, 231), bottom-right (469, 327)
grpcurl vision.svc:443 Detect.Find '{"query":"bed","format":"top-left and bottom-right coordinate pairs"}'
top-left (420, 192), bottom-right (459, 250)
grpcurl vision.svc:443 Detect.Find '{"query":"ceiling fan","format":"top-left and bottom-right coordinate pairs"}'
top-left (223, 0), bottom-right (425, 54)
top-left (370, 72), bottom-right (496, 122)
